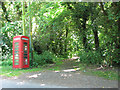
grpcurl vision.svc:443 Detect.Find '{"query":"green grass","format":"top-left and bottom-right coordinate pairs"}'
top-left (0, 60), bottom-right (63, 77)
top-left (48, 66), bottom-right (60, 71)
top-left (0, 60), bottom-right (118, 81)
top-left (87, 70), bottom-right (118, 80)
top-left (78, 63), bottom-right (118, 80)
top-left (0, 66), bottom-right (43, 77)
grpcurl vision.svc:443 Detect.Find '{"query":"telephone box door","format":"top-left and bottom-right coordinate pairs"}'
top-left (13, 42), bottom-right (20, 68)
top-left (22, 39), bottom-right (29, 68)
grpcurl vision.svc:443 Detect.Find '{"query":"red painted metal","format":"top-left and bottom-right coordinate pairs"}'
top-left (13, 35), bottom-right (29, 69)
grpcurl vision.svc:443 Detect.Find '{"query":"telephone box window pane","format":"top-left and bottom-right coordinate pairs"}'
top-left (15, 51), bottom-right (19, 53)
top-left (24, 42), bottom-right (27, 44)
top-left (15, 61), bottom-right (19, 63)
top-left (25, 59), bottom-right (27, 65)
top-left (15, 48), bottom-right (18, 50)
top-left (24, 57), bottom-right (27, 59)
top-left (15, 42), bottom-right (19, 45)
top-left (15, 54), bottom-right (19, 56)
top-left (24, 54), bottom-right (27, 56)
top-left (15, 57), bottom-right (19, 59)
top-left (15, 63), bottom-right (19, 65)
top-left (24, 46), bottom-right (27, 50)
top-left (24, 51), bottom-right (27, 53)
top-left (14, 42), bottom-right (19, 48)
top-left (15, 60), bottom-right (19, 62)
top-left (23, 42), bottom-right (28, 65)
top-left (15, 45), bottom-right (19, 47)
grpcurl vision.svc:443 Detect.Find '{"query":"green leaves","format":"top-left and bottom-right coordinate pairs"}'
top-left (78, 50), bottom-right (103, 65)
top-left (30, 51), bottom-right (56, 67)
top-left (1, 21), bottom-right (22, 58)
top-left (1, 2), bottom-right (119, 67)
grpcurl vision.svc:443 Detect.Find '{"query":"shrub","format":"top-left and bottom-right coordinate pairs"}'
top-left (78, 50), bottom-right (103, 65)
top-left (30, 51), bottom-right (57, 67)
top-left (103, 49), bottom-right (120, 66)
top-left (1, 55), bottom-right (13, 66)
top-left (1, 51), bottom-right (58, 67)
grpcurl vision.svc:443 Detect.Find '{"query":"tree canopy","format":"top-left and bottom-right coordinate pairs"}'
top-left (0, 1), bottom-right (120, 66)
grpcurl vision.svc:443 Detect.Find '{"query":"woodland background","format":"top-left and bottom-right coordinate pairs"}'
top-left (0, 2), bottom-right (120, 67)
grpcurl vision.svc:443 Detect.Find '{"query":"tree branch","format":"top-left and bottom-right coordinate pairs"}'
top-left (1, 2), bottom-right (11, 22)
top-left (100, 2), bottom-right (108, 16)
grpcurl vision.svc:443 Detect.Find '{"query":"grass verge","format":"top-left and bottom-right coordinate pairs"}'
top-left (78, 63), bottom-right (118, 80)
top-left (0, 60), bottom-right (118, 81)
top-left (0, 66), bottom-right (43, 77)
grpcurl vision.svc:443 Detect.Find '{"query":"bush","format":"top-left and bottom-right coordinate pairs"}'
top-left (1, 51), bottom-right (57, 67)
top-left (30, 51), bottom-right (57, 67)
top-left (0, 55), bottom-right (13, 66)
top-left (1, 22), bottom-right (22, 58)
top-left (78, 50), bottom-right (103, 65)
top-left (103, 49), bottom-right (120, 66)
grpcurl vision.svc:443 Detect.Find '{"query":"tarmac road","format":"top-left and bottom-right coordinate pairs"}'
top-left (0, 77), bottom-right (67, 88)
top-left (0, 70), bottom-right (118, 88)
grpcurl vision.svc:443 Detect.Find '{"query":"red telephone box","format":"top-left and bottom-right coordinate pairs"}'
top-left (13, 35), bottom-right (29, 69)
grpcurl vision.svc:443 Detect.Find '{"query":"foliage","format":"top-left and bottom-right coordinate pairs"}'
top-left (30, 51), bottom-right (57, 67)
top-left (0, 55), bottom-right (12, 66)
top-left (1, 2), bottom-right (120, 67)
top-left (1, 21), bottom-right (22, 59)
top-left (78, 50), bottom-right (103, 65)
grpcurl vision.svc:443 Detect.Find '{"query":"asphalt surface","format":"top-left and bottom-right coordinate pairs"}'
top-left (0, 77), bottom-right (67, 88)
top-left (0, 70), bottom-right (118, 88)
top-left (0, 58), bottom-right (119, 88)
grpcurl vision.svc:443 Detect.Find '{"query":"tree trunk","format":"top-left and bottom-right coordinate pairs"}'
top-left (59, 32), bottom-right (63, 55)
top-left (82, 17), bottom-right (88, 51)
top-left (82, 32), bottom-right (87, 49)
top-left (100, 2), bottom-right (108, 16)
top-left (22, 2), bottom-right (25, 35)
top-left (29, 2), bottom-right (34, 66)
top-left (65, 26), bottom-right (68, 53)
top-left (93, 25), bottom-right (99, 50)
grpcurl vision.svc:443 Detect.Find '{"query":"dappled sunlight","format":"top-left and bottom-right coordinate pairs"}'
top-left (61, 74), bottom-right (67, 77)
top-left (63, 68), bottom-right (80, 72)
top-left (16, 81), bottom-right (25, 85)
top-left (27, 73), bottom-right (41, 79)
top-left (54, 71), bottom-right (60, 73)
top-left (60, 73), bottom-right (72, 79)
top-left (40, 84), bottom-right (45, 86)
top-left (38, 73), bottom-right (41, 75)
top-left (6, 72), bottom-right (12, 75)
top-left (75, 59), bottom-right (80, 62)
top-left (61, 74), bottom-right (72, 77)
top-left (11, 76), bottom-right (18, 80)
top-left (71, 57), bottom-right (80, 60)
